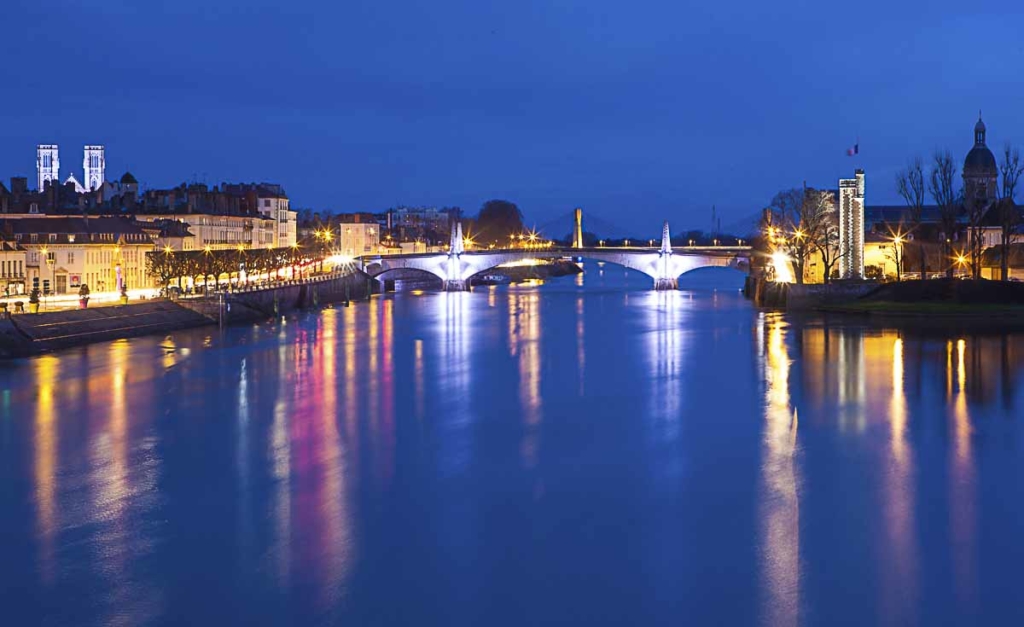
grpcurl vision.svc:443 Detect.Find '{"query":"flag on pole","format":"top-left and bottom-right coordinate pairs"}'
top-left (846, 141), bottom-right (859, 156)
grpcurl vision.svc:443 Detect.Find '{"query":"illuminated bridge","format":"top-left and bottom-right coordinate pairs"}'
top-left (362, 221), bottom-right (751, 291)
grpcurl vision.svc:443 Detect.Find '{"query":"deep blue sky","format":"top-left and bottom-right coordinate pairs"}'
top-left (2, 1), bottom-right (1022, 235)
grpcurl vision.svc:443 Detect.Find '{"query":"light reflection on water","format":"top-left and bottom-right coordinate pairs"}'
top-left (4, 270), bottom-right (1024, 625)
top-left (757, 313), bottom-right (801, 627)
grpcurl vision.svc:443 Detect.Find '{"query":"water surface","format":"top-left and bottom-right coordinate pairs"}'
top-left (2, 266), bottom-right (1024, 626)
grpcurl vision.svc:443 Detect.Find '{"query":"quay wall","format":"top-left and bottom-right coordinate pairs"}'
top-left (745, 276), bottom-right (878, 309)
top-left (0, 301), bottom-right (214, 358)
top-left (0, 271), bottom-right (377, 358)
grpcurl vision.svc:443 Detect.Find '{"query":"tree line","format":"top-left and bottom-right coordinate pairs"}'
top-left (895, 146), bottom-right (1023, 280)
top-left (146, 246), bottom-right (326, 291)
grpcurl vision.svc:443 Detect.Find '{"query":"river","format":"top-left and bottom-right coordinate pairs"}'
top-left (2, 264), bottom-right (1024, 626)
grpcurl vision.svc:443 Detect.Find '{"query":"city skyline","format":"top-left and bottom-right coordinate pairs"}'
top-left (3, 2), bottom-right (1023, 231)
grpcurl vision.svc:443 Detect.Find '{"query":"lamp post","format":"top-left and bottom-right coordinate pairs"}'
top-left (41, 247), bottom-right (54, 309)
top-left (892, 235), bottom-right (904, 281)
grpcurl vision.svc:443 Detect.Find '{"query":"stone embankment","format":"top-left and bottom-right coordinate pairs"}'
top-left (744, 276), bottom-right (877, 309)
top-left (0, 301), bottom-right (212, 358)
top-left (0, 270), bottom-right (377, 358)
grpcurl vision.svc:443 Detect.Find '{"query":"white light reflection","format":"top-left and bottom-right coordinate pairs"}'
top-left (509, 291), bottom-right (543, 468)
top-left (575, 296), bottom-right (585, 396)
top-left (643, 290), bottom-right (689, 441)
top-left (436, 292), bottom-right (472, 474)
top-left (236, 358), bottom-right (254, 579)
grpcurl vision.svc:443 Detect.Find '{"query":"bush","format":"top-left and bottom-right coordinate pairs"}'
top-left (28, 288), bottom-right (40, 304)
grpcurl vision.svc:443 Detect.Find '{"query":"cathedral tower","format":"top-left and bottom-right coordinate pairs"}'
top-left (83, 145), bottom-right (105, 191)
top-left (37, 144), bottom-right (59, 190)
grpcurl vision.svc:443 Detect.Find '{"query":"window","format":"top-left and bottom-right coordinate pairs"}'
top-left (264, 199), bottom-right (271, 208)
top-left (30, 234), bottom-right (38, 243)
top-left (68, 252), bottom-right (75, 264)
top-left (49, 234), bottom-right (57, 243)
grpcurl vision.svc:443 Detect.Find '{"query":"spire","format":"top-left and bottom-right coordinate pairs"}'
top-left (975, 112), bottom-right (987, 146)
top-left (572, 207), bottom-right (583, 249)
top-left (452, 221), bottom-right (464, 255)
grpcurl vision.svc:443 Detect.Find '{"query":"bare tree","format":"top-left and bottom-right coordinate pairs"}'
top-left (814, 207), bottom-right (843, 284)
top-left (929, 150), bottom-right (961, 278)
top-left (765, 187), bottom-right (833, 284)
top-left (964, 193), bottom-right (987, 279)
top-left (895, 158), bottom-right (927, 278)
top-left (884, 238), bottom-right (905, 281)
top-left (998, 144), bottom-right (1024, 280)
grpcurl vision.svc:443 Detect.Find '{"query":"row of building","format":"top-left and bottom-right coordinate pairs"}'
top-left (798, 115), bottom-right (1022, 282)
top-left (0, 144), bottom-right (310, 295)
top-left (0, 144), bottom-right (471, 296)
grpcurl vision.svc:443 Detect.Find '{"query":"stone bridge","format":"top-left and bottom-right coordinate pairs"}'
top-left (363, 222), bottom-right (751, 291)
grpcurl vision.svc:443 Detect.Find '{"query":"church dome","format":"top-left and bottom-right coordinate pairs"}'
top-left (965, 114), bottom-right (997, 175)
top-left (964, 145), bottom-right (997, 173)
top-left (120, 171), bottom-right (138, 185)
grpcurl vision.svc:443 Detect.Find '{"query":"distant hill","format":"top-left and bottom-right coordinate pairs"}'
top-left (536, 210), bottom-right (636, 241)
top-left (721, 211), bottom-right (763, 238)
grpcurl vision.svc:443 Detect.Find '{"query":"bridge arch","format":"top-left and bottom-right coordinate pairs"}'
top-left (364, 247), bottom-right (751, 291)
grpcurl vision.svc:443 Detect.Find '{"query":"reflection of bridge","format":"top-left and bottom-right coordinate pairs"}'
top-left (363, 221), bottom-right (751, 291)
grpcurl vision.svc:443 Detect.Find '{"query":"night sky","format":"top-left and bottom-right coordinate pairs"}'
top-left (2, 1), bottom-right (1022, 234)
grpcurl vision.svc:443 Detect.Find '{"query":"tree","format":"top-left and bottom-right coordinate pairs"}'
top-left (885, 238), bottom-right (905, 281)
top-left (146, 250), bottom-right (176, 290)
top-left (929, 150), bottom-right (961, 277)
top-left (765, 187), bottom-right (832, 284)
top-left (998, 144), bottom-right (1024, 280)
top-left (475, 200), bottom-right (525, 245)
top-left (815, 209), bottom-right (843, 284)
top-left (896, 158), bottom-right (927, 278)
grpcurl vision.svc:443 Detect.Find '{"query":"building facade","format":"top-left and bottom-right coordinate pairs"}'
top-left (0, 239), bottom-right (28, 295)
top-left (8, 217), bottom-right (155, 294)
top-left (337, 222), bottom-right (380, 257)
top-left (134, 213), bottom-right (275, 250)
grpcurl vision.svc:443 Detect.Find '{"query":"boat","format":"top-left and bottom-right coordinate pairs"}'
top-left (475, 273), bottom-right (512, 286)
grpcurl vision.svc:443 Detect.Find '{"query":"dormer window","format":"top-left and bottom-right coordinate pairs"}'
top-left (48, 234), bottom-right (57, 243)
top-left (30, 234), bottom-right (38, 243)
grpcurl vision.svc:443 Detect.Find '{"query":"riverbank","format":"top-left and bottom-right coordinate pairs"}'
top-left (0, 270), bottom-right (376, 358)
top-left (0, 301), bottom-right (214, 358)
top-left (818, 278), bottom-right (1024, 318)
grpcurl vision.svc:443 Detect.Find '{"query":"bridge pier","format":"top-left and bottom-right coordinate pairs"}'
top-left (653, 278), bottom-right (678, 291)
top-left (443, 279), bottom-right (469, 292)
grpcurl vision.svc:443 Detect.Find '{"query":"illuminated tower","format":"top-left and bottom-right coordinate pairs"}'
top-left (572, 207), bottom-right (584, 249)
top-left (838, 169), bottom-right (865, 279)
top-left (83, 145), bottom-right (105, 191)
top-left (37, 144), bottom-right (60, 190)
